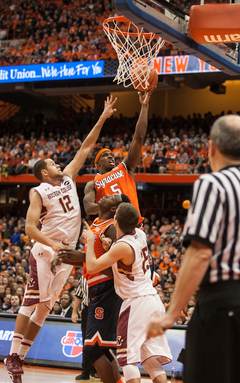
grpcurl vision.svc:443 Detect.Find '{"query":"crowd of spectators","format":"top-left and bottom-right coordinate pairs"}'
top-left (1, 107), bottom-right (234, 179)
top-left (0, 209), bottom-right (195, 324)
top-left (1, 0), bottom-right (230, 67)
top-left (0, 0), bottom-right (119, 66)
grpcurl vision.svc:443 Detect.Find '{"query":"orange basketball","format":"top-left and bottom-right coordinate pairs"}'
top-left (182, 200), bottom-right (190, 209)
top-left (131, 67), bottom-right (158, 92)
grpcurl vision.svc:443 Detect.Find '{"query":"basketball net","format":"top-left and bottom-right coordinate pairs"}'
top-left (103, 16), bottom-right (165, 88)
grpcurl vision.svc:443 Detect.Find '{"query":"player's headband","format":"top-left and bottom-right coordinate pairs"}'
top-left (94, 149), bottom-right (113, 168)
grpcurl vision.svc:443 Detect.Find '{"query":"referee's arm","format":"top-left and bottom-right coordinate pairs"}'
top-left (72, 295), bottom-right (82, 323)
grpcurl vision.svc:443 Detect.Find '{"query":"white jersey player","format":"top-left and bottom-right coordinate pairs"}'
top-left (83, 202), bottom-right (172, 383)
top-left (4, 95), bottom-right (117, 383)
top-left (24, 175), bottom-right (81, 307)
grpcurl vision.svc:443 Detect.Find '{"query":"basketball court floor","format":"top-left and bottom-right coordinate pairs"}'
top-left (0, 363), bottom-right (182, 383)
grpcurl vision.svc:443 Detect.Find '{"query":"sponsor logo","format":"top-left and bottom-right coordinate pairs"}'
top-left (204, 34), bottom-right (240, 43)
top-left (61, 331), bottom-right (83, 357)
top-left (64, 180), bottom-right (70, 186)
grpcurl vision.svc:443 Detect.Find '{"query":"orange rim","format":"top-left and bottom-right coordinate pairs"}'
top-left (103, 16), bottom-right (160, 39)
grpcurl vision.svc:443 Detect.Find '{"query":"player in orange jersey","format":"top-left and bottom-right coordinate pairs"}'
top-left (83, 89), bottom-right (154, 225)
top-left (56, 193), bottom-right (131, 383)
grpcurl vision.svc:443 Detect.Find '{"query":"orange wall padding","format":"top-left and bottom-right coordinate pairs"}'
top-left (189, 4), bottom-right (240, 44)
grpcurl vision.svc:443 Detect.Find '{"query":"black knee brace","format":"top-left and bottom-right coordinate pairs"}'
top-left (84, 344), bottom-right (115, 364)
top-left (84, 343), bottom-right (104, 364)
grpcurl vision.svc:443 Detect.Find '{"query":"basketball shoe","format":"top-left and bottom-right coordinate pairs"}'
top-left (4, 354), bottom-right (24, 375)
top-left (10, 374), bottom-right (22, 383)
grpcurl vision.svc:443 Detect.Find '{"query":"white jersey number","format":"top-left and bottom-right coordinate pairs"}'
top-left (110, 183), bottom-right (122, 194)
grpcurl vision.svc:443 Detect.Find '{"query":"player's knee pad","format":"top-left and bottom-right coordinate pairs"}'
top-left (142, 357), bottom-right (165, 381)
top-left (84, 344), bottom-right (104, 364)
top-left (122, 364), bottom-right (140, 382)
top-left (103, 349), bottom-right (114, 362)
top-left (19, 304), bottom-right (36, 318)
top-left (30, 302), bottom-right (50, 327)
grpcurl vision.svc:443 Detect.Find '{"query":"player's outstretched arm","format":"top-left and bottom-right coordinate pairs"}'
top-left (58, 248), bottom-right (86, 266)
top-left (124, 88), bottom-right (155, 177)
top-left (64, 96), bottom-right (117, 179)
top-left (83, 180), bottom-right (100, 215)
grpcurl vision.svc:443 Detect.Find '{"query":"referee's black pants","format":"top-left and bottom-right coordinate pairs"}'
top-left (185, 280), bottom-right (240, 383)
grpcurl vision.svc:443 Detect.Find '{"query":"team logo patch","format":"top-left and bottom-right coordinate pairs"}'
top-left (61, 331), bottom-right (83, 357)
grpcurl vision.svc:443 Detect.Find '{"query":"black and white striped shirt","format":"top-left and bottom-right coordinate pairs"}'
top-left (75, 276), bottom-right (89, 307)
top-left (183, 166), bottom-right (240, 286)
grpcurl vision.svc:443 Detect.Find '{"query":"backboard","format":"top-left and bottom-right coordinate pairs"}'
top-left (114, 0), bottom-right (240, 75)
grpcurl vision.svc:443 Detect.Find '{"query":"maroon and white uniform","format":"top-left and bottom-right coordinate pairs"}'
top-left (23, 175), bottom-right (81, 309)
top-left (112, 228), bottom-right (172, 367)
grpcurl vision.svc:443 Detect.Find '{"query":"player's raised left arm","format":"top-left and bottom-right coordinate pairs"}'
top-left (64, 96), bottom-right (117, 179)
top-left (124, 89), bottom-right (154, 177)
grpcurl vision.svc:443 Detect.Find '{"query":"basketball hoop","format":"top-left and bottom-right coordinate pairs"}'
top-left (103, 16), bottom-right (165, 89)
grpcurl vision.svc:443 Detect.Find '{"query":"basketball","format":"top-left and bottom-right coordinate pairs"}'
top-left (182, 200), bottom-right (190, 209)
top-left (131, 67), bottom-right (158, 92)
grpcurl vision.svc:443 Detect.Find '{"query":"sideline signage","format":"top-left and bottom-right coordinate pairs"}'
top-left (0, 316), bottom-right (185, 374)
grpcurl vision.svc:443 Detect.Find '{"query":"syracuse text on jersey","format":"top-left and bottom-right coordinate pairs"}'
top-left (95, 169), bottom-right (124, 190)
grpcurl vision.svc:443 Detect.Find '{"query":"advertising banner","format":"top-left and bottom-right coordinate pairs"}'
top-left (0, 55), bottom-right (219, 84)
top-left (0, 316), bottom-right (185, 374)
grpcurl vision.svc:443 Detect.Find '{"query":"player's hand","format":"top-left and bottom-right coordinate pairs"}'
top-left (101, 233), bottom-right (112, 251)
top-left (51, 241), bottom-right (68, 254)
top-left (146, 315), bottom-right (174, 338)
top-left (101, 95), bottom-right (117, 119)
top-left (138, 86), bottom-right (155, 105)
top-left (71, 312), bottom-right (79, 323)
top-left (82, 221), bottom-right (95, 242)
top-left (58, 248), bottom-right (85, 264)
top-left (50, 257), bottom-right (62, 275)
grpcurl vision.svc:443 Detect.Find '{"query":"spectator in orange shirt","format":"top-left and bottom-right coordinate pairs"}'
top-left (112, 142), bottom-right (123, 158)
top-left (87, 48), bottom-right (99, 61)
top-left (142, 151), bottom-right (154, 173)
top-left (159, 254), bottom-right (175, 276)
top-left (199, 141), bottom-right (209, 157)
top-left (62, 42), bottom-right (72, 61)
top-left (149, 243), bottom-right (160, 260)
top-left (165, 144), bottom-right (178, 164)
top-left (99, 48), bottom-right (117, 60)
top-left (172, 259), bottom-right (181, 275)
top-left (141, 141), bottom-right (151, 159)
top-left (150, 228), bottom-right (161, 248)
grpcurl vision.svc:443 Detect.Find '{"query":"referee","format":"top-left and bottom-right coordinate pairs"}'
top-left (147, 114), bottom-right (240, 383)
top-left (72, 274), bottom-right (97, 381)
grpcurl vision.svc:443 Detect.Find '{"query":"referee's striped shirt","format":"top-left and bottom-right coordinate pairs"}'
top-left (75, 276), bottom-right (89, 307)
top-left (183, 165), bottom-right (240, 285)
